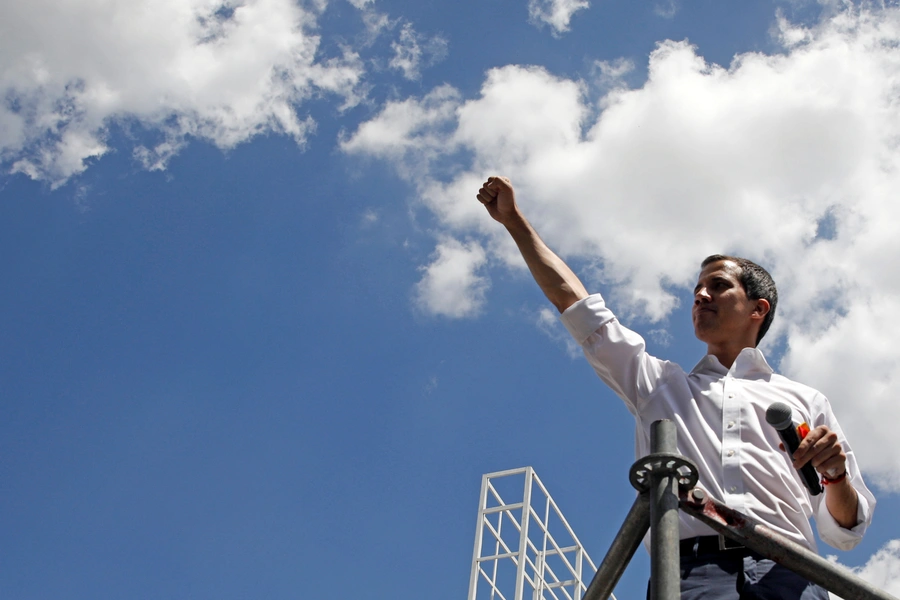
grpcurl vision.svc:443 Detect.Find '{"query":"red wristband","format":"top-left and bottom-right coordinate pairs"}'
top-left (822, 471), bottom-right (847, 485)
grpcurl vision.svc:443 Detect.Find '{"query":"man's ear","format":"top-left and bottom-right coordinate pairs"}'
top-left (752, 298), bottom-right (771, 321)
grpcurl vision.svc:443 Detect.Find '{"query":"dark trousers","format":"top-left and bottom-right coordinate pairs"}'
top-left (647, 537), bottom-right (830, 600)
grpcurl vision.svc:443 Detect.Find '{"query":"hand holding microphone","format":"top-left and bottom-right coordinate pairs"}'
top-left (766, 402), bottom-right (824, 496)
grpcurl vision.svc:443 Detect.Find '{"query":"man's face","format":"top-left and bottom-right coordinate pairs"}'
top-left (692, 260), bottom-right (764, 347)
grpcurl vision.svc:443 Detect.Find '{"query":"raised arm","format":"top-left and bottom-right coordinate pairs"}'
top-left (477, 176), bottom-right (588, 313)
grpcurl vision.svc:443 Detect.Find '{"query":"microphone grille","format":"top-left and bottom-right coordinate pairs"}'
top-left (765, 402), bottom-right (793, 429)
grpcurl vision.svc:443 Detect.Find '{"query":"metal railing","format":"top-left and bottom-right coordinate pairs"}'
top-left (583, 419), bottom-right (898, 600)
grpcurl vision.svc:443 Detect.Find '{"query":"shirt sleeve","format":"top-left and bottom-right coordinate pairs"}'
top-left (560, 294), bottom-right (666, 414)
top-left (809, 393), bottom-right (876, 551)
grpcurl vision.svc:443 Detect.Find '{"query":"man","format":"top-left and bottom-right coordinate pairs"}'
top-left (476, 176), bottom-right (875, 600)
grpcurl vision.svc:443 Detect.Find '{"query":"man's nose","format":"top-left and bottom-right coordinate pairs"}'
top-left (695, 287), bottom-right (711, 303)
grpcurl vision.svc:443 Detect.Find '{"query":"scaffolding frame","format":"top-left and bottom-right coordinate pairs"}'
top-left (470, 421), bottom-right (898, 600)
top-left (467, 467), bottom-right (607, 600)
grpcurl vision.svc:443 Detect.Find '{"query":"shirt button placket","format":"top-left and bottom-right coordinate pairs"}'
top-left (722, 378), bottom-right (742, 506)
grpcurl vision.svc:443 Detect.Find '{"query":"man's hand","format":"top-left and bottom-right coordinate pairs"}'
top-left (477, 176), bottom-right (520, 226)
top-left (475, 174), bottom-right (588, 313)
top-left (791, 425), bottom-right (847, 479)
top-left (791, 424), bottom-right (859, 529)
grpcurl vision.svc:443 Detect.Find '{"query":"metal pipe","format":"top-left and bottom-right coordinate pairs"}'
top-left (649, 420), bottom-right (680, 600)
top-left (468, 474), bottom-right (491, 600)
top-left (582, 493), bottom-right (650, 600)
top-left (680, 490), bottom-right (899, 600)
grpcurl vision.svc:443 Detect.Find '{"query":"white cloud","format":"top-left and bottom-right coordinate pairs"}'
top-left (591, 58), bottom-right (636, 100)
top-left (653, 0), bottom-right (679, 20)
top-left (344, 6), bottom-right (900, 489)
top-left (415, 238), bottom-right (489, 318)
top-left (424, 375), bottom-right (439, 396)
top-left (528, 0), bottom-right (590, 36)
top-left (592, 58), bottom-right (635, 86)
top-left (0, 0), bottom-right (365, 186)
top-left (828, 539), bottom-right (900, 598)
top-left (343, 1), bottom-right (446, 75)
top-left (648, 328), bottom-right (673, 348)
top-left (341, 84), bottom-right (461, 170)
top-left (361, 10), bottom-right (393, 38)
top-left (389, 22), bottom-right (449, 81)
top-left (360, 208), bottom-right (379, 227)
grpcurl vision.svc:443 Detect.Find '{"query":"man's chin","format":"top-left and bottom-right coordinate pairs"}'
top-left (693, 324), bottom-right (713, 344)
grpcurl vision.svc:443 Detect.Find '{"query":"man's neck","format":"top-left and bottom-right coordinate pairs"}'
top-left (707, 342), bottom-right (754, 370)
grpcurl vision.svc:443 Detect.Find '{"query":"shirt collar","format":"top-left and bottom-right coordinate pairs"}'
top-left (690, 347), bottom-right (774, 378)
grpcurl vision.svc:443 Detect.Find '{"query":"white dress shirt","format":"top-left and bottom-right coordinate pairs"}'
top-left (561, 294), bottom-right (875, 551)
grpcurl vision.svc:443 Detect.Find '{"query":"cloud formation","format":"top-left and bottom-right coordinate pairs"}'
top-left (653, 0), bottom-right (679, 20)
top-left (343, 6), bottom-right (900, 489)
top-left (415, 237), bottom-right (489, 318)
top-left (527, 0), bottom-right (590, 36)
top-left (389, 22), bottom-right (449, 80)
top-left (830, 539), bottom-right (900, 597)
top-left (0, 0), bottom-right (365, 186)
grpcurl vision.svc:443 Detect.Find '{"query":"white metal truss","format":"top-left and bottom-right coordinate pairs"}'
top-left (468, 467), bottom-right (613, 600)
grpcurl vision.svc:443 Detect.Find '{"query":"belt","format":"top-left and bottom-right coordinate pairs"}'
top-left (680, 535), bottom-right (747, 556)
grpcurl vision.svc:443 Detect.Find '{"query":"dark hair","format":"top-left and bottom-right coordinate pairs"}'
top-left (700, 254), bottom-right (778, 345)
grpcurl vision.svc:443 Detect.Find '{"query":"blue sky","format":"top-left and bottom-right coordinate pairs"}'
top-left (3, 1), bottom-right (900, 598)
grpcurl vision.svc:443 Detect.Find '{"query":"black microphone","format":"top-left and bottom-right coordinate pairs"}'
top-left (765, 402), bottom-right (823, 496)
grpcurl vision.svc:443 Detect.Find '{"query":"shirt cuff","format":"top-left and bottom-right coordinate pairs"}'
top-left (560, 294), bottom-right (616, 345)
top-left (816, 487), bottom-right (871, 551)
